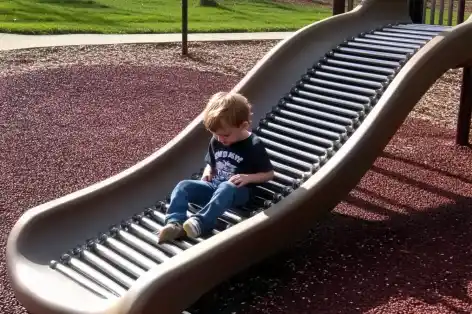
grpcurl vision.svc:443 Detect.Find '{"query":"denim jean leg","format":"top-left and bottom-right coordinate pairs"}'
top-left (165, 179), bottom-right (215, 225)
top-left (192, 181), bottom-right (250, 232)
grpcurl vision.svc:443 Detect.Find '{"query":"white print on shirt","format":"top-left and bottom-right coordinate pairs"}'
top-left (214, 150), bottom-right (243, 163)
top-left (214, 151), bottom-right (243, 182)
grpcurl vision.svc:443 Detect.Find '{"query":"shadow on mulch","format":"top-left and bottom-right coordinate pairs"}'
top-left (191, 196), bottom-right (472, 314)
top-left (189, 120), bottom-right (472, 314)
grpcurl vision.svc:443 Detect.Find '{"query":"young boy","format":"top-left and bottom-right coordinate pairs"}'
top-left (157, 91), bottom-right (274, 243)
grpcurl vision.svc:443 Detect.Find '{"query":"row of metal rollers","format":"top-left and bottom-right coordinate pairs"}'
top-left (49, 189), bottom-right (277, 300)
top-left (251, 24), bottom-right (444, 188)
top-left (249, 25), bottom-right (442, 195)
top-left (49, 202), bottom-right (245, 299)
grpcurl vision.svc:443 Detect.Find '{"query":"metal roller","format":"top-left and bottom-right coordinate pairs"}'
top-left (263, 180), bottom-right (293, 195)
top-left (50, 260), bottom-right (117, 299)
top-left (272, 107), bottom-right (350, 134)
top-left (315, 63), bottom-right (393, 81)
top-left (291, 87), bottom-right (371, 112)
top-left (260, 118), bottom-right (337, 148)
top-left (317, 57), bottom-right (396, 75)
top-left (98, 233), bottom-right (158, 270)
top-left (381, 27), bottom-right (438, 37)
top-left (256, 126), bottom-right (331, 157)
top-left (334, 46), bottom-right (409, 61)
top-left (258, 135), bottom-right (323, 164)
top-left (301, 74), bottom-right (381, 95)
top-left (273, 171), bottom-right (302, 188)
top-left (88, 241), bottom-right (146, 278)
top-left (372, 31), bottom-right (433, 41)
top-left (60, 254), bottom-right (127, 296)
top-left (342, 41), bottom-right (416, 54)
top-left (392, 24), bottom-right (450, 32)
top-left (251, 195), bottom-right (273, 209)
top-left (294, 82), bottom-right (373, 104)
top-left (352, 37), bottom-right (422, 49)
top-left (110, 226), bottom-right (170, 263)
top-left (326, 51), bottom-right (402, 68)
top-left (75, 248), bottom-right (135, 288)
top-left (146, 206), bottom-right (167, 224)
top-left (286, 91), bottom-right (364, 117)
top-left (261, 180), bottom-right (294, 196)
top-left (271, 160), bottom-right (311, 181)
top-left (266, 148), bottom-right (319, 173)
top-left (309, 69), bottom-right (386, 89)
top-left (253, 186), bottom-right (284, 203)
top-left (363, 33), bottom-right (427, 45)
top-left (226, 207), bottom-right (252, 218)
top-left (265, 112), bottom-right (345, 144)
top-left (261, 118), bottom-right (335, 148)
top-left (222, 211), bottom-right (245, 223)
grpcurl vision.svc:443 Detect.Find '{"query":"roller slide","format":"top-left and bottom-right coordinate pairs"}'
top-left (6, 0), bottom-right (472, 313)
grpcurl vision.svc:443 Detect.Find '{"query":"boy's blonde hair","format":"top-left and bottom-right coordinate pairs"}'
top-left (203, 92), bottom-right (252, 132)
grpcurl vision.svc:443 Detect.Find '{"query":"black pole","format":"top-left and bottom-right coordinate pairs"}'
top-left (454, 0), bottom-right (468, 145)
top-left (409, 0), bottom-right (424, 23)
top-left (332, 0), bottom-right (345, 15)
top-left (456, 67), bottom-right (472, 146)
top-left (457, 0), bottom-right (466, 24)
top-left (182, 0), bottom-right (188, 55)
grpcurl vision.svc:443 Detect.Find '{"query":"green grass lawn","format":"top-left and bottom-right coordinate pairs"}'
top-left (0, 0), bottom-right (332, 34)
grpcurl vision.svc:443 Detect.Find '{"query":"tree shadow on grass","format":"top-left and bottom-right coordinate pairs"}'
top-left (212, 0), bottom-right (306, 13)
top-left (8, 0), bottom-right (158, 30)
top-left (11, 1), bottom-right (121, 26)
top-left (35, 0), bottom-right (109, 9)
top-left (188, 138), bottom-right (472, 313)
top-left (252, 0), bottom-right (311, 11)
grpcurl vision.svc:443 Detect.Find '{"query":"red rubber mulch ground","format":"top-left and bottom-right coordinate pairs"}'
top-left (1, 65), bottom-right (472, 314)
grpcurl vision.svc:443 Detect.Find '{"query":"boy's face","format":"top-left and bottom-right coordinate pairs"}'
top-left (212, 121), bottom-right (249, 146)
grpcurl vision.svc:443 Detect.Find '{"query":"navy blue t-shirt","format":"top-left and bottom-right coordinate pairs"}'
top-left (204, 133), bottom-right (274, 189)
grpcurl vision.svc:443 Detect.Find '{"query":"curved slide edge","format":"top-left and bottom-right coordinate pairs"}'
top-left (6, 1), bottom-right (472, 314)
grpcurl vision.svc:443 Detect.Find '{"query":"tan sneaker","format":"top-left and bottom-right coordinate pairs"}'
top-left (158, 223), bottom-right (184, 243)
top-left (183, 217), bottom-right (203, 238)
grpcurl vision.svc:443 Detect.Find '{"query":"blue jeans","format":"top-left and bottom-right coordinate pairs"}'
top-left (165, 179), bottom-right (250, 233)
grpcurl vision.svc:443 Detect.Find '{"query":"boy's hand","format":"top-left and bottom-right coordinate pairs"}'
top-left (201, 172), bottom-right (213, 182)
top-left (229, 174), bottom-right (252, 187)
top-left (230, 171), bottom-right (274, 187)
top-left (201, 165), bottom-right (214, 182)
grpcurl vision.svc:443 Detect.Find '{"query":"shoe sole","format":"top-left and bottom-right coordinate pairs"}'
top-left (158, 226), bottom-right (183, 243)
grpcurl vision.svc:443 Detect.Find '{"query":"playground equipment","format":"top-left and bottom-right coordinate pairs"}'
top-left (6, 0), bottom-right (472, 313)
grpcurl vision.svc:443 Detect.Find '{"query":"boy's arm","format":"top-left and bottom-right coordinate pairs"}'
top-left (203, 140), bottom-right (216, 178)
top-left (245, 140), bottom-right (275, 183)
